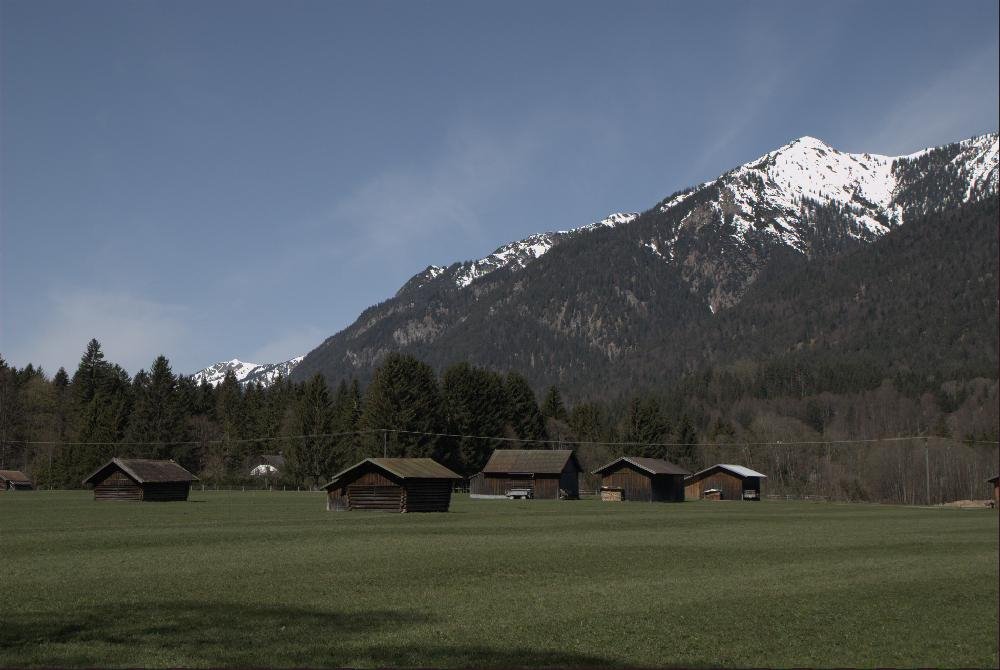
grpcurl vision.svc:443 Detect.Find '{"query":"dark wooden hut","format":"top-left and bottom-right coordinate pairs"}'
top-left (83, 458), bottom-right (198, 502)
top-left (469, 449), bottom-right (582, 499)
top-left (593, 456), bottom-right (690, 502)
top-left (684, 464), bottom-right (767, 501)
top-left (0, 470), bottom-right (33, 491)
top-left (989, 475), bottom-right (999, 506)
top-left (322, 458), bottom-right (460, 512)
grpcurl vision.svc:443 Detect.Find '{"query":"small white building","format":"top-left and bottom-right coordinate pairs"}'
top-left (250, 454), bottom-right (285, 478)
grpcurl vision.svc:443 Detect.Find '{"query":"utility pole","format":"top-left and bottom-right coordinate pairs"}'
top-left (924, 438), bottom-right (931, 505)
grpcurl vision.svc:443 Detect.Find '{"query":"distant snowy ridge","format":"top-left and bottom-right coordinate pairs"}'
top-left (408, 133), bottom-right (997, 296)
top-left (407, 212), bottom-right (640, 291)
top-left (190, 356), bottom-right (303, 388)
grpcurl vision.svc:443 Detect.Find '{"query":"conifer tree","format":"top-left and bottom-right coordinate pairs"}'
top-left (504, 372), bottom-right (547, 445)
top-left (541, 386), bottom-right (568, 421)
top-left (359, 353), bottom-right (445, 460)
top-left (670, 414), bottom-right (699, 469)
top-left (61, 341), bottom-right (132, 485)
top-left (330, 379), bottom-right (363, 467)
top-left (127, 355), bottom-right (182, 459)
top-left (285, 374), bottom-right (336, 487)
top-left (213, 370), bottom-right (245, 478)
top-left (441, 362), bottom-right (506, 473)
top-left (619, 396), bottom-right (670, 459)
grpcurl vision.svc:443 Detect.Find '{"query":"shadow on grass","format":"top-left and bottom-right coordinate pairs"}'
top-left (1, 600), bottom-right (627, 668)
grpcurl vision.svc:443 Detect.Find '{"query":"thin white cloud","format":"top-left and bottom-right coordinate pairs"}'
top-left (858, 40), bottom-right (1000, 155)
top-left (328, 124), bottom-right (545, 257)
top-left (13, 288), bottom-right (190, 376)
top-left (247, 326), bottom-right (326, 365)
top-left (690, 69), bottom-right (787, 177)
top-left (213, 122), bottom-right (550, 298)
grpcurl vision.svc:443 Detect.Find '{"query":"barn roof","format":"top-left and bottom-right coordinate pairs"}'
top-left (481, 449), bottom-right (580, 474)
top-left (687, 463), bottom-right (767, 481)
top-left (322, 458), bottom-right (460, 490)
top-left (0, 469), bottom-right (32, 483)
top-left (592, 456), bottom-right (690, 476)
top-left (82, 458), bottom-right (199, 485)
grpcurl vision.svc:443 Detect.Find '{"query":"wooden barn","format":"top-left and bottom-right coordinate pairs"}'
top-left (684, 464), bottom-right (767, 501)
top-left (0, 470), bottom-right (33, 491)
top-left (322, 458), bottom-right (460, 512)
top-left (82, 458), bottom-right (198, 502)
top-left (469, 449), bottom-right (582, 500)
top-left (989, 475), bottom-right (999, 506)
top-left (592, 456), bottom-right (690, 502)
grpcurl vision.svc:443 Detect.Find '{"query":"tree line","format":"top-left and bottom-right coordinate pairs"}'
top-left (1, 338), bottom-right (997, 503)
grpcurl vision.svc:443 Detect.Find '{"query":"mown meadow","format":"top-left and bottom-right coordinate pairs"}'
top-left (1, 491), bottom-right (996, 668)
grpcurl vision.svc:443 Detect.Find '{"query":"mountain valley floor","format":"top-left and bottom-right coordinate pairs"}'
top-left (1, 492), bottom-right (996, 668)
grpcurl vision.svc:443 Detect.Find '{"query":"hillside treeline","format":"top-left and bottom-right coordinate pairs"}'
top-left (1, 339), bottom-right (997, 503)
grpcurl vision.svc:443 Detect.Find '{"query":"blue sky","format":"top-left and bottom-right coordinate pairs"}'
top-left (2, 0), bottom-right (997, 376)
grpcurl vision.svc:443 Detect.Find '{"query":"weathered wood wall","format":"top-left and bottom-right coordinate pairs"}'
top-left (401, 479), bottom-right (453, 512)
top-left (327, 488), bottom-right (348, 511)
top-left (327, 469), bottom-right (453, 512)
top-left (94, 470), bottom-right (142, 501)
top-left (93, 471), bottom-right (190, 501)
top-left (470, 471), bottom-right (578, 499)
top-left (685, 471), bottom-right (761, 500)
top-left (345, 471), bottom-right (403, 511)
top-left (599, 464), bottom-right (684, 502)
top-left (141, 482), bottom-right (191, 502)
top-left (601, 465), bottom-right (653, 501)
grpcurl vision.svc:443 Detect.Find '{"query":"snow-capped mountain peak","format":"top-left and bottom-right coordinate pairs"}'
top-left (190, 356), bottom-right (303, 388)
top-left (787, 135), bottom-right (833, 150)
top-left (664, 132), bottom-right (997, 253)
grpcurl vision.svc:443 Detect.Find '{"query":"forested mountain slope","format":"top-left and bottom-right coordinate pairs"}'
top-left (293, 133), bottom-right (998, 396)
top-left (626, 197), bottom-right (999, 395)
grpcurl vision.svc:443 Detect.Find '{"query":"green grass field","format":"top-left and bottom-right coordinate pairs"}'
top-left (1, 491), bottom-right (996, 668)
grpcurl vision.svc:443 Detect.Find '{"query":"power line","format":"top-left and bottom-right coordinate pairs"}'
top-left (388, 429), bottom-right (1000, 448)
top-left (5, 429), bottom-right (998, 449)
top-left (10, 429), bottom-right (379, 447)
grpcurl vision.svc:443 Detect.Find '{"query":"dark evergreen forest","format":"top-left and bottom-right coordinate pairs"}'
top-left (1, 334), bottom-right (996, 504)
top-left (3, 176), bottom-right (997, 505)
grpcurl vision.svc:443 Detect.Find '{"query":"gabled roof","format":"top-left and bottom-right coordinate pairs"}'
top-left (480, 449), bottom-right (581, 475)
top-left (322, 458), bottom-right (460, 490)
top-left (592, 456), bottom-right (690, 476)
top-left (0, 469), bottom-right (32, 484)
top-left (83, 458), bottom-right (199, 485)
top-left (686, 463), bottom-right (767, 481)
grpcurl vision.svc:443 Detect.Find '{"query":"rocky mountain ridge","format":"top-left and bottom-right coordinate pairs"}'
top-left (190, 356), bottom-right (303, 388)
top-left (287, 132), bottom-right (997, 394)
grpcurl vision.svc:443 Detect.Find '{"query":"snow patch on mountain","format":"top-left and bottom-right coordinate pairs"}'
top-left (644, 132), bottom-right (998, 259)
top-left (954, 133), bottom-right (998, 200)
top-left (396, 132), bottom-right (996, 307)
top-left (574, 211), bottom-right (639, 232)
top-left (448, 212), bottom-right (639, 289)
top-left (453, 232), bottom-right (557, 288)
top-left (190, 356), bottom-right (303, 388)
